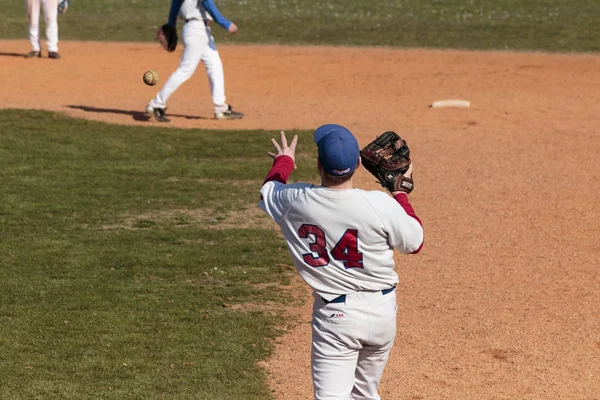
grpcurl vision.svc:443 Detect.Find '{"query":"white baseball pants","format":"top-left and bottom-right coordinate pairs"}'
top-left (311, 290), bottom-right (397, 400)
top-left (27, 0), bottom-right (59, 53)
top-left (150, 19), bottom-right (229, 115)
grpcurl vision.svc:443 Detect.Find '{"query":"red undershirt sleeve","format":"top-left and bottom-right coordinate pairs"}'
top-left (258, 155), bottom-right (299, 221)
top-left (263, 155), bottom-right (295, 185)
top-left (260, 155), bottom-right (295, 201)
top-left (394, 192), bottom-right (424, 253)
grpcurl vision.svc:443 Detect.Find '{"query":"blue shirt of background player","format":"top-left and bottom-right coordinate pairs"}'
top-left (167, 0), bottom-right (232, 30)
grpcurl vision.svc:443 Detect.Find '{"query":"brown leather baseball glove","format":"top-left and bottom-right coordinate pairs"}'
top-left (360, 131), bottom-right (414, 193)
top-left (156, 24), bottom-right (178, 52)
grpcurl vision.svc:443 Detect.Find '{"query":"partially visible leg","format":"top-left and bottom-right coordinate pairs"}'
top-left (200, 33), bottom-right (228, 114)
top-left (149, 20), bottom-right (207, 110)
top-left (201, 30), bottom-right (243, 119)
top-left (351, 294), bottom-right (397, 400)
top-left (312, 321), bottom-right (359, 400)
top-left (27, 0), bottom-right (42, 53)
top-left (41, 0), bottom-right (59, 54)
top-left (350, 342), bottom-right (394, 400)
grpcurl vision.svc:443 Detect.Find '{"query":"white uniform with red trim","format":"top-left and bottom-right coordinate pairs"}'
top-left (259, 155), bottom-right (423, 400)
top-left (259, 181), bottom-right (422, 300)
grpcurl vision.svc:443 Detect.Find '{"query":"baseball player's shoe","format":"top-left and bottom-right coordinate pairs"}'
top-left (214, 105), bottom-right (244, 120)
top-left (26, 50), bottom-right (42, 58)
top-left (145, 104), bottom-right (170, 123)
top-left (48, 52), bottom-right (61, 59)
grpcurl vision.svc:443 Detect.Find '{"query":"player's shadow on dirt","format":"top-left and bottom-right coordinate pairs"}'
top-left (67, 105), bottom-right (207, 121)
top-left (0, 52), bottom-right (27, 58)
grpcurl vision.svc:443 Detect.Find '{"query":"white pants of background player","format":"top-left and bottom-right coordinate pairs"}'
top-left (149, 19), bottom-right (229, 115)
top-left (27, 0), bottom-right (59, 53)
top-left (312, 290), bottom-right (397, 400)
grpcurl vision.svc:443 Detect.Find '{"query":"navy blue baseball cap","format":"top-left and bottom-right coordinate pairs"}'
top-left (314, 124), bottom-right (359, 177)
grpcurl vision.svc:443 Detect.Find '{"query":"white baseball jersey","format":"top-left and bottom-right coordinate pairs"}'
top-left (259, 181), bottom-right (423, 301)
top-left (178, 1), bottom-right (208, 21)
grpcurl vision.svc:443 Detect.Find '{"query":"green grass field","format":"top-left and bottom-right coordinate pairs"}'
top-left (0, 110), bottom-right (317, 399)
top-left (0, 0), bottom-right (598, 52)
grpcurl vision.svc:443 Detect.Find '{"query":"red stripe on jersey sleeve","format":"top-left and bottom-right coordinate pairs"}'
top-left (394, 192), bottom-right (423, 254)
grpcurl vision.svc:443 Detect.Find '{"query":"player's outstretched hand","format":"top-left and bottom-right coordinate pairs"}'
top-left (228, 23), bottom-right (238, 34)
top-left (268, 131), bottom-right (298, 169)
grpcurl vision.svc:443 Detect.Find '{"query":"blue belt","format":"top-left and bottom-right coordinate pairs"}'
top-left (185, 18), bottom-right (206, 24)
top-left (322, 286), bottom-right (396, 304)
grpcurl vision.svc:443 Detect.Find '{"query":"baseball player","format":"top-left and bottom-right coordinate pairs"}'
top-left (26, 0), bottom-right (61, 59)
top-left (145, 0), bottom-right (244, 122)
top-left (259, 126), bottom-right (424, 399)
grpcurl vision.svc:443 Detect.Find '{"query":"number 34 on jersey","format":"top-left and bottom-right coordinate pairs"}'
top-left (298, 224), bottom-right (363, 269)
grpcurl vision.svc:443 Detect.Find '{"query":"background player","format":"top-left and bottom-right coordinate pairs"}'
top-left (146, 0), bottom-right (244, 122)
top-left (26, 0), bottom-right (61, 59)
top-left (259, 126), bottom-right (424, 399)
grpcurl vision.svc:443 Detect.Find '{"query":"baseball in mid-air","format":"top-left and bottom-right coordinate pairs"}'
top-left (143, 70), bottom-right (159, 86)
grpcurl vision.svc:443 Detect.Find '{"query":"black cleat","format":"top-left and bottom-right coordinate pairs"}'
top-left (145, 105), bottom-right (171, 123)
top-left (214, 105), bottom-right (244, 120)
top-left (26, 50), bottom-right (42, 58)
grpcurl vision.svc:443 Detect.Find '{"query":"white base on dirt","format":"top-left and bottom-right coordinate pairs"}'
top-left (430, 99), bottom-right (471, 108)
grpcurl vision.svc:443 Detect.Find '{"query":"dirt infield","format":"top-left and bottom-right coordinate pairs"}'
top-left (1, 40), bottom-right (599, 399)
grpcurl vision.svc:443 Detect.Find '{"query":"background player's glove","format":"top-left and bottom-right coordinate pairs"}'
top-left (156, 24), bottom-right (178, 52)
top-left (57, 0), bottom-right (70, 15)
top-left (360, 131), bottom-right (414, 193)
